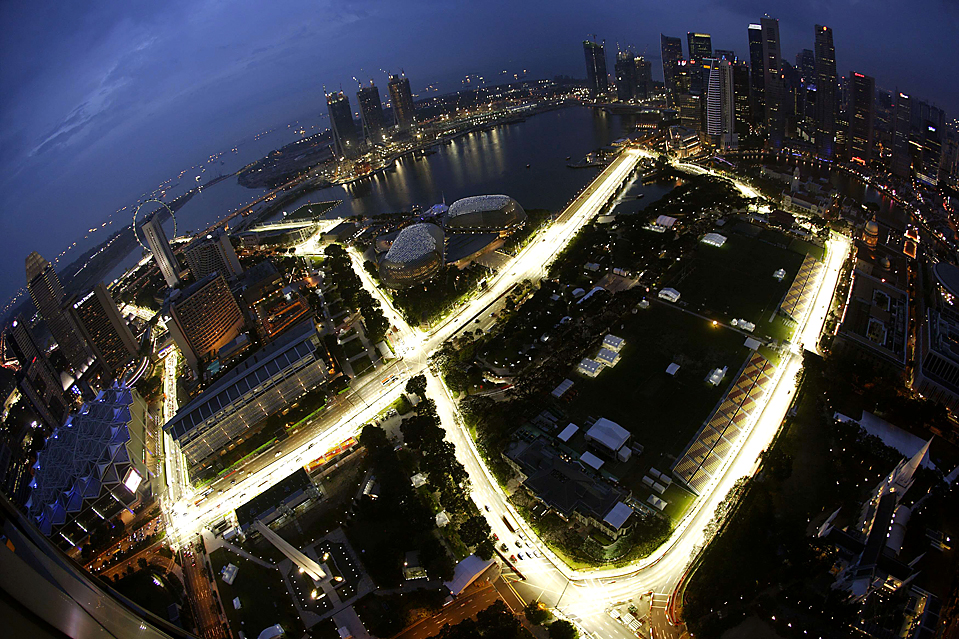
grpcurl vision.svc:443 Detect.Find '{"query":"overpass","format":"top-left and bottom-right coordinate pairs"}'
top-left (252, 520), bottom-right (326, 581)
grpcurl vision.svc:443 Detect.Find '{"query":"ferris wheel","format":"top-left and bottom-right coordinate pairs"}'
top-left (132, 199), bottom-right (177, 250)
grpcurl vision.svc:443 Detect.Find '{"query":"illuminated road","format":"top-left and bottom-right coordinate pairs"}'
top-left (162, 147), bottom-right (850, 638)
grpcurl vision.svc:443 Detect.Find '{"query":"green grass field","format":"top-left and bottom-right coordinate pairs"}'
top-left (663, 232), bottom-right (806, 340)
top-left (209, 548), bottom-right (302, 637)
top-left (341, 336), bottom-right (367, 359)
top-left (562, 304), bottom-right (751, 509)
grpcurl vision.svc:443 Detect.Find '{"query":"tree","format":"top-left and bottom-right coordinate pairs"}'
top-left (406, 374), bottom-right (428, 399)
top-left (475, 538), bottom-right (495, 561)
top-left (548, 619), bottom-right (578, 639)
top-left (458, 516), bottom-right (492, 548)
top-left (524, 601), bottom-right (551, 626)
top-left (137, 557), bottom-right (148, 571)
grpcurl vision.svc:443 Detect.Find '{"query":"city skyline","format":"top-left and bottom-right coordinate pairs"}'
top-left (1, 0), bottom-right (958, 308)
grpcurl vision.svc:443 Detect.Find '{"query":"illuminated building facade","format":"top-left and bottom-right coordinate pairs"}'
top-left (25, 252), bottom-right (91, 373)
top-left (660, 34), bottom-right (684, 107)
top-left (167, 273), bottom-right (245, 373)
top-left (26, 383), bottom-right (152, 549)
top-left (848, 72), bottom-right (875, 163)
top-left (71, 283), bottom-right (138, 379)
top-left (6, 317), bottom-right (69, 428)
top-left (357, 81), bottom-right (386, 144)
top-left (379, 223), bottom-right (445, 288)
top-left (388, 73), bottom-right (415, 129)
top-left (139, 213), bottom-right (182, 289)
top-left (183, 228), bottom-right (243, 280)
top-left (814, 25), bottom-right (838, 157)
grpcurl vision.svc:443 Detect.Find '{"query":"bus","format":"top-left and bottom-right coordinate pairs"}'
top-left (502, 516), bottom-right (516, 534)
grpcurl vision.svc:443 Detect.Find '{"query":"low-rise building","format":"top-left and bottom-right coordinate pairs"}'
top-left (503, 437), bottom-right (633, 539)
top-left (577, 358), bottom-right (602, 377)
top-left (164, 320), bottom-right (334, 476)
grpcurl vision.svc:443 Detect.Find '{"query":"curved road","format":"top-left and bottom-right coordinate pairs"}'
top-left (165, 148), bottom-right (849, 639)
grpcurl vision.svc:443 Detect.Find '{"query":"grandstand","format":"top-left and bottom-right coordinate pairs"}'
top-left (672, 352), bottom-right (776, 494)
top-left (779, 254), bottom-right (823, 322)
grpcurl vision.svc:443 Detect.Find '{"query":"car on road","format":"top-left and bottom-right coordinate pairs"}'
top-left (484, 505), bottom-right (491, 512)
top-left (500, 543), bottom-right (508, 551)
top-left (230, 479), bottom-right (235, 485)
top-left (275, 450), bottom-right (282, 457)
top-left (509, 555), bottom-right (516, 562)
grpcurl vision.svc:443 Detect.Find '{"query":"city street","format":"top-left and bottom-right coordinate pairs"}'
top-left (160, 147), bottom-right (849, 639)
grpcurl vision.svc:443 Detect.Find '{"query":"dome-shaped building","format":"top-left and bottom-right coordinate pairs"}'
top-left (379, 223), bottom-right (445, 288)
top-left (445, 195), bottom-right (526, 236)
top-left (863, 218), bottom-right (879, 248)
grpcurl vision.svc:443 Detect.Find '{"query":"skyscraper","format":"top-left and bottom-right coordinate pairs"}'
top-left (7, 317), bottom-right (68, 428)
top-left (686, 33), bottom-right (712, 95)
top-left (357, 81), bottom-right (386, 144)
top-left (891, 92), bottom-right (913, 178)
top-left (326, 90), bottom-right (357, 159)
top-left (634, 56), bottom-right (653, 100)
top-left (687, 32), bottom-right (712, 61)
top-left (796, 49), bottom-right (816, 83)
top-left (747, 24), bottom-right (765, 127)
top-left (388, 73), bottom-right (415, 129)
top-left (70, 283), bottom-right (139, 378)
top-left (583, 40), bottom-right (608, 95)
top-left (915, 100), bottom-right (946, 186)
top-left (848, 72), bottom-right (875, 163)
top-left (732, 60), bottom-right (751, 136)
top-left (706, 58), bottom-right (737, 149)
top-left (615, 50), bottom-right (637, 101)
top-left (25, 252), bottom-right (91, 373)
top-left (660, 34), bottom-right (684, 107)
top-left (714, 49), bottom-right (736, 61)
top-left (814, 25), bottom-right (838, 158)
top-left (167, 273), bottom-right (245, 373)
top-left (183, 228), bottom-right (243, 281)
top-left (139, 213), bottom-right (181, 289)
top-left (760, 17), bottom-right (784, 141)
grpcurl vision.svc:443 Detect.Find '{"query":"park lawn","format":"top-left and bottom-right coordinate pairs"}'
top-left (351, 354), bottom-right (373, 375)
top-left (664, 232), bottom-right (805, 340)
top-left (341, 336), bottom-right (367, 359)
top-left (562, 304), bottom-right (751, 496)
top-left (208, 548), bottom-right (303, 638)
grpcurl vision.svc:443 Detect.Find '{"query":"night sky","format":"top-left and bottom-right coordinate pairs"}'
top-left (1, 0), bottom-right (957, 308)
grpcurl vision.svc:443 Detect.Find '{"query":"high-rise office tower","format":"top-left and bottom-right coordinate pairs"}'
top-left (326, 90), bottom-right (357, 159)
top-left (167, 273), bottom-right (245, 373)
top-left (732, 60), bottom-right (751, 136)
top-left (706, 59), bottom-right (737, 149)
top-left (634, 56), bottom-right (653, 100)
top-left (915, 101), bottom-right (945, 186)
top-left (814, 25), bottom-right (838, 158)
top-left (891, 92), bottom-right (913, 178)
top-left (848, 72), bottom-right (875, 163)
top-left (7, 317), bottom-right (68, 428)
top-left (183, 228), bottom-right (243, 281)
top-left (139, 212), bottom-right (181, 289)
top-left (715, 50), bottom-right (736, 61)
top-left (796, 49), bottom-right (816, 83)
top-left (760, 17), bottom-right (784, 142)
top-left (615, 50), bottom-right (638, 101)
top-left (70, 283), bottom-right (138, 378)
top-left (679, 92), bottom-right (703, 132)
top-left (357, 81), bottom-right (386, 144)
top-left (661, 34), bottom-right (684, 106)
top-left (388, 73), bottom-right (415, 129)
top-left (25, 252), bottom-right (91, 373)
top-left (583, 40), bottom-right (609, 95)
top-left (686, 33), bottom-right (712, 95)
top-left (687, 32), bottom-right (712, 61)
top-left (747, 24), bottom-right (765, 127)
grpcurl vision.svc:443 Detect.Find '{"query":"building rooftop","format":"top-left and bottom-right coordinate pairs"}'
top-left (580, 451), bottom-right (605, 470)
top-left (557, 423), bottom-right (579, 442)
top-left (586, 417), bottom-right (629, 452)
top-left (164, 320), bottom-right (324, 441)
top-left (603, 501), bottom-right (633, 530)
top-left (506, 438), bottom-right (627, 522)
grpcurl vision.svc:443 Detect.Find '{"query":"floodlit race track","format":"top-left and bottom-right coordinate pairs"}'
top-left (161, 147), bottom-right (850, 638)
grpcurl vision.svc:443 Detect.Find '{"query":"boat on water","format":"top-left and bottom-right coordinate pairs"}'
top-left (526, 164), bottom-right (531, 168)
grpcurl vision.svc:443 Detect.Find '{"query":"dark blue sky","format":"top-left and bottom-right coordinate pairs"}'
top-left (1, 0), bottom-right (957, 308)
